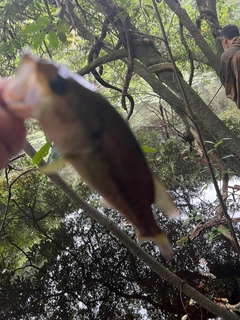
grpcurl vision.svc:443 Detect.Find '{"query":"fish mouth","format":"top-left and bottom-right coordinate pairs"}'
top-left (2, 52), bottom-right (41, 119)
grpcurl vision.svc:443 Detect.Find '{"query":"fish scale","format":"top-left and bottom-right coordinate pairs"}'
top-left (3, 50), bottom-right (178, 259)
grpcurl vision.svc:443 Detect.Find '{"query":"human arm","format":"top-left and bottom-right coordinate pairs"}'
top-left (0, 80), bottom-right (26, 169)
top-left (219, 52), bottom-right (227, 86)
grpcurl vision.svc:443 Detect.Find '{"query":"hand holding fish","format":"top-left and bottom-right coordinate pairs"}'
top-left (0, 79), bottom-right (26, 169)
top-left (2, 51), bottom-right (178, 259)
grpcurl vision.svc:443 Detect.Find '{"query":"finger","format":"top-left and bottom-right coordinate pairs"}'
top-left (0, 108), bottom-right (26, 157)
top-left (0, 79), bottom-right (10, 106)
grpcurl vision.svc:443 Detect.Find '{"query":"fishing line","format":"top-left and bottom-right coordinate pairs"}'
top-left (208, 84), bottom-right (223, 106)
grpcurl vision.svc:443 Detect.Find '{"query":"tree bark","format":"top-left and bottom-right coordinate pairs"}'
top-left (59, 0), bottom-right (240, 176)
top-left (164, 0), bottom-right (220, 72)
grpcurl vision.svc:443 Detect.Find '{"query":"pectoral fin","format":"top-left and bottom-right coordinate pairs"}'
top-left (153, 175), bottom-right (178, 217)
top-left (40, 157), bottom-right (67, 173)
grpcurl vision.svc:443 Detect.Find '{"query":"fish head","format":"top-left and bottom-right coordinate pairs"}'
top-left (3, 51), bottom-right (99, 155)
top-left (3, 50), bottom-right (96, 120)
top-left (3, 51), bottom-right (59, 119)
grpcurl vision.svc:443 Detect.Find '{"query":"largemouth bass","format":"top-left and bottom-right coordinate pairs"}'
top-left (3, 51), bottom-right (178, 259)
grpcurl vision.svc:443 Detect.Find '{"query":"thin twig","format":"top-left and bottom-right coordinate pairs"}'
top-left (0, 168), bottom-right (37, 233)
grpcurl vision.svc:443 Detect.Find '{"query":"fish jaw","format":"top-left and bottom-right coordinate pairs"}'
top-left (2, 51), bottom-right (70, 121)
top-left (2, 53), bottom-right (43, 119)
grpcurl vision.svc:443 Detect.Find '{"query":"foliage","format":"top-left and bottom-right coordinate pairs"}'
top-left (1, 0), bottom-right (240, 319)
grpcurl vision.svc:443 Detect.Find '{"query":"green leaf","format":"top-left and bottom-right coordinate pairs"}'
top-left (214, 140), bottom-right (223, 148)
top-left (37, 16), bottom-right (49, 27)
top-left (176, 236), bottom-right (188, 248)
top-left (194, 215), bottom-right (201, 222)
top-left (58, 31), bottom-right (67, 43)
top-left (217, 227), bottom-right (228, 234)
top-left (207, 148), bottom-right (214, 154)
top-left (181, 219), bottom-right (191, 227)
top-left (33, 142), bottom-right (51, 165)
top-left (48, 30), bottom-right (59, 49)
top-left (141, 145), bottom-right (157, 153)
top-left (221, 154), bottom-right (234, 159)
top-left (22, 23), bottom-right (42, 34)
top-left (56, 20), bottom-right (68, 33)
top-left (33, 31), bottom-right (46, 49)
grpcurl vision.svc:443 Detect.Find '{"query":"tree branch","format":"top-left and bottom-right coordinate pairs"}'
top-left (163, 0), bottom-right (220, 73)
top-left (189, 218), bottom-right (240, 241)
top-left (77, 49), bottom-right (128, 75)
top-left (23, 141), bottom-right (240, 320)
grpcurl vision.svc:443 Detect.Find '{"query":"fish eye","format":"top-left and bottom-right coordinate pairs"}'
top-left (49, 74), bottom-right (68, 95)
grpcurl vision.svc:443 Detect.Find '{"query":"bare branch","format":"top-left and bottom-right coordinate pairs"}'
top-left (163, 0), bottom-right (220, 73)
top-left (189, 218), bottom-right (240, 241)
top-left (23, 141), bottom-right (240, 320)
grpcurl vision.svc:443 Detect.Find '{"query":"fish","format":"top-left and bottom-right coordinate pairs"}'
top-left (3, 51), bottom-right (178, 259)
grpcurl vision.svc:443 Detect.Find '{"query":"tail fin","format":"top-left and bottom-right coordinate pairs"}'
top-left (152, 175), bottom-right (178, 218)
top-left (139, 232), bottom-right (173, 260)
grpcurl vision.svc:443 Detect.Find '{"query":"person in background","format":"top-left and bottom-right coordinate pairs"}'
top-left (220, 24), bottom-right (240, 108)
top-left (0, 80), bottom-right (26, 169)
